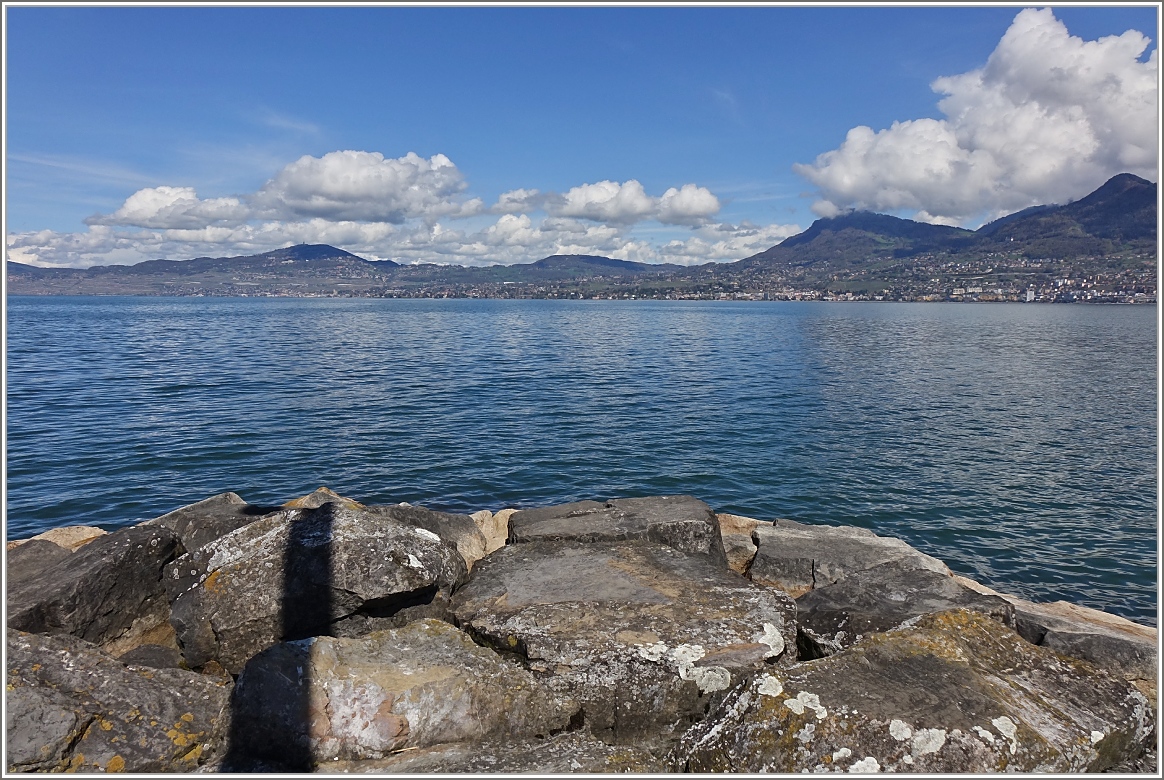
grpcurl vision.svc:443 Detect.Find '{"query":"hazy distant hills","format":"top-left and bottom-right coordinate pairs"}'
top-left (6, 173), bottom-right (1156, 299)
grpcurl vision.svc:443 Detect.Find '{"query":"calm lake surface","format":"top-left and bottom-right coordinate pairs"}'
top-left (5, 296), bottom-right (1158, 625)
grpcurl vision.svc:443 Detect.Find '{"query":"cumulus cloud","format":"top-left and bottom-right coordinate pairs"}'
top-left (251, 150), bottom-right (471, 222)
top-left (86, 186), bottom-right (250, 229)
top-left (548, 179), bottom-right (721, 225)
top-left (492, 188), bottom-right (545, 213)
top-left (794, 8), bottom-right (1158, 225)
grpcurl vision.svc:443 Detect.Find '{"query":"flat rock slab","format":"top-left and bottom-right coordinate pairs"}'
top-left (6, 631), bottom-right (232, 773)
top-left (166, 503), bottom-right (467, 674)
top-left (316, 731), bottom-right (662, 773)
top-left (140, 491), bottom-right (279, 553)
top-left (230, 619), bottom-right (577, 767)
top-left (28, 525), bottom-right (107, 552)
top-left (508, 495), bottom-right (728, 566)
top-left (451, 539), bottom-right (796, 745)
top-left (672, 609), bottom-right (1153, 773)
top-left (796, 559), bottom-right (1016, 657)
top-left (750, 519), bottom-right (950, 597)
top-left (7, 525), bottom-right (182, 652)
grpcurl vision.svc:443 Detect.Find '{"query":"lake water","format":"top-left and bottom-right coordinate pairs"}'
top-left (5, 296), bottom-right (1158, 625)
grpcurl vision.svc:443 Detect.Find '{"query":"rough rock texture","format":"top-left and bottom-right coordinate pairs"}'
top-left (796, 559), bottom-right (1016, 657)
top-left (7, 525), bottom-right (182, 654)
top-left (508, 495), bottom-right (728, 567)
top-left (315, 731), bottom-right (662, 773)
top-left (284, 486), bottom-right (364, 510)
top-left (955, 575), bottom-right (1158, 696)
top-left (29, 525), bottom-right (108, 552)
top-left (139, 491), bottom-right (278, 553)
top-left (230, 619), bottom-right (578, 767)
top-left (717, 513), bottom-right (763, 575)
top-left (471, 508), bottom-right (512, 555)
top-left (6, 631), bottom-right (232, 773)
top-left (166, 503), bottom-right (467, 674)
top-left (451, 539), bottom-right (796, 746)
top-left (116, 644), bottom-right (187, 670)
top-left (368, 503), bottom-right (487, 572)
top-left (750, 519), bottom-right (950, 597)
top-left (6, 539), bottom-right (73, 585)
top-left (672, 609), bottom-right (1153, 773)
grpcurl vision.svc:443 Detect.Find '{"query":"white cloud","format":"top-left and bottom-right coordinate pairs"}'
top-left (658, 183), bottom-right (722, 225)
top-left (251, 150), bottom-right (471, 223)
top-left (87, 186), bottom-right (250, 229)
top-left (794, 8), bottom-right (1158, 226)
top-left (492, 188), bottom-right (545, 213)
top-left (548, 179), bottom-right (721, 225)
top-left (552, 179), bottom-right (658, 223)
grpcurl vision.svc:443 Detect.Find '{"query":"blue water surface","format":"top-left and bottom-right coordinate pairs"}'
top-left (5, 296), bottom-right (1158, 625)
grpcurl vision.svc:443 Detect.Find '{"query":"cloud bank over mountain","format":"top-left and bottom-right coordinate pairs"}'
top-left (10, 147), bottom-right (788, 268)
top-left (795, 8), bottom-right (1158, 226)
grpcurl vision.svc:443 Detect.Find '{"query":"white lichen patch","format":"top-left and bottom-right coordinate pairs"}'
top-left (991, 716), bottom-right (1018, 755)
top-left (670, 644), bottom-right (705, 665)
top-left (413, 527), bottom-right (441, 543)
top-left (973, 726), bottom-right (995, 743)
top-left (757, 675), bottom-right (784, 698)
top-left (783, 691), bottom-right (827, 719)
top-left (911, 728), bottom-right (946, 756)
top-left (889, 719), bottom-right (912, 741)
top-left (795, 722), bottom-right (816, 743)
top-left (662, 644), bottom-right (731, 693)
top-left (406, 554), bottom-right (423, 570)
top-left (681, 664), bottom-right (732, 693)
top-left (902, 755), bottom-right (913, 765)
top-left (849, 756), bottom-right (880, 773)
top-left (1090, 730), bottom-right (1105, 745)
top-left (755, 622), bottom-right (786, 659)
top-left (635, 642), bottom-right (668, 663)
top-left (832, 747), bottom-right (852, 761)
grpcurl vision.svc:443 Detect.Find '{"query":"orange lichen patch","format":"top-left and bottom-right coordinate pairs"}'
top-left (105, 755), bottom-right (126, 772)
top-left (203, 570), bottom-right (224, 593)
top-left (179, 713), bottom-right (194, 723)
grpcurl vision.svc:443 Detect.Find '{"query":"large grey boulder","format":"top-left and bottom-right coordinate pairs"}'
top-left (315, 731), bottom-right (663, 773)
top-left (367, 503), bottom-right (487, 572)
top-left (229, 619), bottom-right (578, 768)
top-left (796, 558), bottom-right (1016, 657)
top-left (508, 495), bottom-right (729, 566)
top-left (7, 525), bottom-right (182, 655)
top-left (6, 630), bottom-right (232, 773)
top-left (672, 609), bottom-right (1153, 773)
top-left (750, 519), bottom-right (950, 597)
top-left (6, 538), bottom-right (73, 584)
top-left (451, 539), bottom-right (796, 747)
top-left (166, 503), bottom-right (467, 674)
top-left (139, 491), bottom-right (279, 553)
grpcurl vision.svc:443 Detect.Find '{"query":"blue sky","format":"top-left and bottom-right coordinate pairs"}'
top-left (4, 4), bottom-right (1159, 268)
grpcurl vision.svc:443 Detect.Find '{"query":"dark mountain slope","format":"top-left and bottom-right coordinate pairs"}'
top-left (743, 173), bottom-right (1157, 268)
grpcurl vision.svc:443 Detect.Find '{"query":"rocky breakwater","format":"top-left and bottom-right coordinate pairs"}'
top-left (5, 489), bottom-right (1158, 773)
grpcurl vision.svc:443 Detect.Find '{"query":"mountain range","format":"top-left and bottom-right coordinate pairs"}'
top-left (7, 173), bottom-right (1157, 300)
